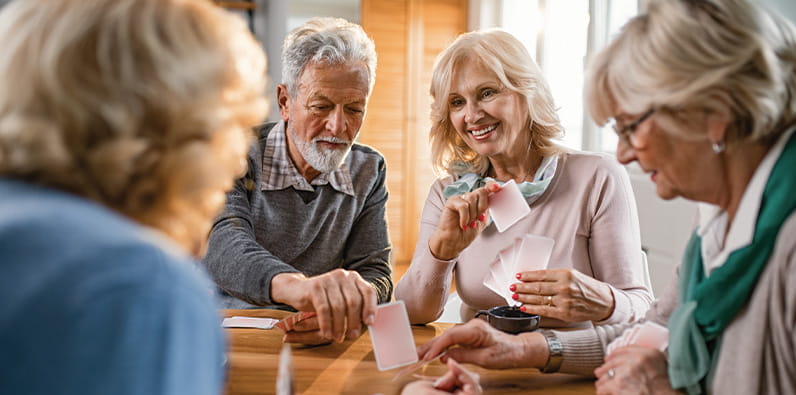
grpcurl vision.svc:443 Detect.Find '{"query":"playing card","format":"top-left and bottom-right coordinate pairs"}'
top-left (498, 238), bottom-right (522, 286)
top-left (488, 179), bottom-right (530, 232)
top-left (625, 325), bottom-right (641, 346)
top-left (276, 344), bottom-right (294, 395)
top-left (482, 265), bottom-right (502, 296)
top-left (275, 311), bottom-right (318, 332)
top-left (222, 316), bottom-right (279, 330)
top-left (606, 327), bottom-right (633, 355)
top-left (633, 321), bottom-right (669, 351)
top-left (483, 264), bottom-right (513, 305)
top-left (392, 351), bottom-right (447, 381)
top-left (368, 301), bottom-right (418, 371)
top-left (606, 322), bottom-right (669, 356)
top-left (513, 234), bottom-right (555, 274)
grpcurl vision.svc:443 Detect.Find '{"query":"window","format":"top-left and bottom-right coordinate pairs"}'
top-left (476, 0), bottom-right (639, 152)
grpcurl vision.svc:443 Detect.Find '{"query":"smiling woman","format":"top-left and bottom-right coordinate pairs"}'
top-left (395, 29), bottom-right (653, 330)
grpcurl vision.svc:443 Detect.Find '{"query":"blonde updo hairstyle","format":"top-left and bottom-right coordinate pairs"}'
top-left (429, 29), bottom-right (564, 177)
top-left (586, 0), bottom-right (796, 146)
top-left (0, 0), bottom-right (268, 255)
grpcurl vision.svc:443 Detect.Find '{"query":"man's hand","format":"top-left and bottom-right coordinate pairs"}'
top-left (271, 268), bottom-right (377, 343)
top-left (274, 312), bottom-right (329, 345)
top-left (416, 319), bottom-right (548, 370)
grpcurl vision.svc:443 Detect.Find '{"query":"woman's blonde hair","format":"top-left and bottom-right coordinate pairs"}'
top-left (0, 0), bottom-right (268, 254)
top-left (586, 0), bottom-right (796, 145)
top-left (429, 29), bottom-right (564, 176)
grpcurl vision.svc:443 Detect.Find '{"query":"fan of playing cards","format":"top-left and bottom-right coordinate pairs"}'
top-left (483, 234), bottom-right (555, 305)
top-left (481, 178), bottom-right (556, 304)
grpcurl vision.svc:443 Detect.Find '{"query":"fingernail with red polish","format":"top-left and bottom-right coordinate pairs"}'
top-left (509, 284), bottom-right (516, 292)
top-left (515, 273), bottom-right (521, 279)
top-left (512, 293), bottom-right (519, 300)
top-left (470, 222), bottom-right (477, 229)
top-left (520, 306), bottom-right (527, 312)
top-left (478, 214), bottom-right (486, 221)
top-left (462, 225), bottom-right (468, 231)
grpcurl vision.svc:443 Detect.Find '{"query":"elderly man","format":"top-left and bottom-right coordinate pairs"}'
top-left (203, 17), bottom-right (392, 344)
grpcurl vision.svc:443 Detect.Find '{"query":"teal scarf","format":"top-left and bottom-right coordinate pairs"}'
top-left (668, 131), bottom-right (796, 394)
top-left (442, 156), bottom-right (558, 203)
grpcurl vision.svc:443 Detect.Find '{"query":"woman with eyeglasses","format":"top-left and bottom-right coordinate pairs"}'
top-left (413, 0), bottom-right (796, 393)
top-left (395, 29), bottom-right (653, 329)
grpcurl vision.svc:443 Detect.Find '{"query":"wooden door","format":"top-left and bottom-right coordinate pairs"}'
top-left (360, 0), bottom-right (468, 265)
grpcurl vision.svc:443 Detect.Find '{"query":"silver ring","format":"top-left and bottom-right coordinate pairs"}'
top-left (607, 368), bottom-right (615, 379)
top-left (545, 295), bottom-right (553, 306)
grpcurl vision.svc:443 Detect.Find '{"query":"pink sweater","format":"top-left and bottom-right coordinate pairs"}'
top-left (396, 151), bottom-right (653, 326)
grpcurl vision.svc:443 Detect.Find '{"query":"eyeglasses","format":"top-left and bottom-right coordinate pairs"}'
top-left (608, 109), bottom-right (655, 147)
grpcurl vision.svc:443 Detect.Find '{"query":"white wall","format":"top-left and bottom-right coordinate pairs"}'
top-left (759, 0), bottom-right (796, 22)
top-left (627, 165), bottom-right (697, 296)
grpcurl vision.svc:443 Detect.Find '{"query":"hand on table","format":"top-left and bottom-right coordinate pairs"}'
top-left (274, 312), bottom-right (331, 345)
top-left (512, 268), bottom-right (615, 322)
top-left (428, 183), bottom-right (500, 261)
top-left (401, 358), bottom-right (482, 394)
top-left (416, 319), bottom-right (548, 370)
top-left (594, 346), bottom-right (681, 395)
top-left (271, 268), bottom-right (376, 343)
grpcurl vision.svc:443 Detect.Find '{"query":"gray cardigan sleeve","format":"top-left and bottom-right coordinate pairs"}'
top-left (202, 145), bottom-right (301, 306)
top-left (341, 155), bottom-right (393, 304)
top-left (202, 125), bottom-right (393, 306)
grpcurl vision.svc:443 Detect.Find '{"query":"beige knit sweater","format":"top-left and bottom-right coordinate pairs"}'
top-left (396, 151), bottom-right (653, 326)
top-left (557, 211), bottom-right (796, 394)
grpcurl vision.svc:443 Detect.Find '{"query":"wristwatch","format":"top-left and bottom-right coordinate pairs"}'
top-left (539, 330), bottom-right (563, 373)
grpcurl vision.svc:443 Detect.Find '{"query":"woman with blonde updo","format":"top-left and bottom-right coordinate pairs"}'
top-left (396, 29), bottom-right (652, 328)
top-left (0, 0), bottom-right (267, 394)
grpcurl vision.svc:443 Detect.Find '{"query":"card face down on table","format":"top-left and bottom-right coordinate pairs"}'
top-left (368, 300), bottom-right (418, 371)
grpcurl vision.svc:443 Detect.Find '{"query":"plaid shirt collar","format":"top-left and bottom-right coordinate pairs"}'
top-left (261, 121), bottom-right (355, 196)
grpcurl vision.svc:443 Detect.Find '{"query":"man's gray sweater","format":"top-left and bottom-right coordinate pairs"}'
top-left (202, 122), bottom-right (392, 309)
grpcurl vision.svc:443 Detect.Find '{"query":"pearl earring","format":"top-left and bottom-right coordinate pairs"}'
top-left (711, 141), bottom-right (726, 154)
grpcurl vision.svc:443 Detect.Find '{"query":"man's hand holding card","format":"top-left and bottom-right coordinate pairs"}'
top-left (274, 311), bottom-right (334, 345)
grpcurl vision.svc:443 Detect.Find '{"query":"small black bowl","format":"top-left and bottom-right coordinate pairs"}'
top-left (474, 305), bottom-right (540, 334)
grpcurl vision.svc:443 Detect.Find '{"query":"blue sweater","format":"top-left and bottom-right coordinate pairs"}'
top-left (0, 180), bottom-right (224, 395)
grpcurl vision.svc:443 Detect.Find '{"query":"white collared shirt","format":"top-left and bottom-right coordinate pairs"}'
top-left (260, 121), bottom-right (355, 196)
top-left (697, 127), bottom-right (796, 276)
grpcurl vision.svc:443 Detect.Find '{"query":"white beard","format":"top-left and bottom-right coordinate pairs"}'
top-left (288, 126), bottom-right (352, 173)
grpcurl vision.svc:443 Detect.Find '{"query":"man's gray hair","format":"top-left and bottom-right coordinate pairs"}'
top-left (281, 17), bottom-right (377, 95)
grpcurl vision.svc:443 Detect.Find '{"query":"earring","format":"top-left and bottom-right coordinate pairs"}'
top-left (711, 140), bottom-right (726, 154)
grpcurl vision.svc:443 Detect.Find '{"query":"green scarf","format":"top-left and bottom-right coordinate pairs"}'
top-left (668, 131), bottom-right (796, 394)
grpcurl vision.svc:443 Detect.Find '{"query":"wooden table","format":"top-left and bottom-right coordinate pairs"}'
top-left (223, 309), bottom-right (595, 395)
